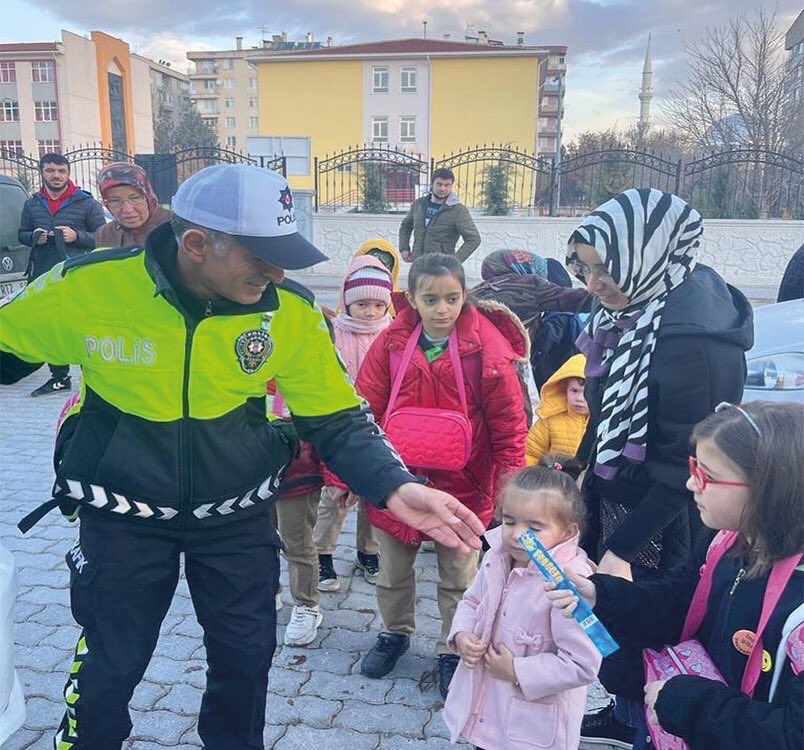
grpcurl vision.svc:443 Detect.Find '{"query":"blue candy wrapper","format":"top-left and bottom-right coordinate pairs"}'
top-left (518, 528), bottom-right (619, 658)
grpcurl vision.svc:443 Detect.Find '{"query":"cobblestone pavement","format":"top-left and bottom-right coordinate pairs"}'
top-left (1, 368), bottom-right (613, 750)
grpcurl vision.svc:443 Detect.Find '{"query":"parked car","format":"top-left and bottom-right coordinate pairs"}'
top-left (0, 175), bottom-right (31, 298)
top-left (0, 544), bottom-right (25, 744)
top-left (743, 299), bottom-right (804, 403)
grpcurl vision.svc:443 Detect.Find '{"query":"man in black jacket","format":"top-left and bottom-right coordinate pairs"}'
top-left (18, 152), bottom-right (105, 396)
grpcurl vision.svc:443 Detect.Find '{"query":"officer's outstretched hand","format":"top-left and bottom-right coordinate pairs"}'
top-left (385, 482), bottom-right (484, 554)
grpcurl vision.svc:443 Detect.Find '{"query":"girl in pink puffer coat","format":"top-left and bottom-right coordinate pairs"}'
top-left (443, 465), bottom-right (602, 750)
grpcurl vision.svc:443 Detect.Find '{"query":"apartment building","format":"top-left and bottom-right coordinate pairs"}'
top-left (144, 57), bottom-right (191, 129)
top-left (251, 34), bottom-right (567, 189)
top-left (186, 33), bottom-right (325, 151)
top-left (0, 30), bottom-right (154, 157)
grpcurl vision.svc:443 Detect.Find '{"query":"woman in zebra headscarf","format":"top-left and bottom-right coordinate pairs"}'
top-left (566, 188), bottom-right (754, 744)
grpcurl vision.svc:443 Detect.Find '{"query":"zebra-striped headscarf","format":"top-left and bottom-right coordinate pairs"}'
top-left (568, 189), bottom-right (703, 480)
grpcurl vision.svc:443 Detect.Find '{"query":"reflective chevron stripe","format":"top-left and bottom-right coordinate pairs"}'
top-left (56, 472), bottom-right (286, 522)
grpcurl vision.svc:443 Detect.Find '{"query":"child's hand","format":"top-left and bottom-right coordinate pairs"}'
top-left (339, 492), bottom-right (359, 509)
top-left (644, 680), bottom-right (667, 725)
top-left (544, 569), bottom-right (597, 617)
top-left (485, 643), bottom-right (516, 684)
top-left (454, 632), bottom-right (487, 668)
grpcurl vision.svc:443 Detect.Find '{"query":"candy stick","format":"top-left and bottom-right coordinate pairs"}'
top-left (518, 528), bottom-right (619, 658)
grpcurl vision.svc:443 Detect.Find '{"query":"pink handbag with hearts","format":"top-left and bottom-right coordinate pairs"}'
top-left (643, 530), bottom-right (802, 750)
top-left (382, 323), bottom-right (473, 471)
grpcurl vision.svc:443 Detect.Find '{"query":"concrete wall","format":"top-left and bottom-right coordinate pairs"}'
top-left (295, 213), bottom-right (804, 299)
top-left (60, 32), bottom-right (102, 148)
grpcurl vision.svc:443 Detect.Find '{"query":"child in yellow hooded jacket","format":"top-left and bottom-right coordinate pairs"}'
top-left (525, 354), bottom-right (589, 465)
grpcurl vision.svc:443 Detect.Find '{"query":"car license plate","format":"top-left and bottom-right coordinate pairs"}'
top-left (0, 279), bottom-right (26, 299)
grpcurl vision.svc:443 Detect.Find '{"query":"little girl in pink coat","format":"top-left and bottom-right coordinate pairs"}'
top-left (443, 463), bottom-right (602, 750)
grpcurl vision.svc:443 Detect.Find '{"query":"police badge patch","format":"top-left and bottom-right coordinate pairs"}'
top-left (235, 327), bottom-right (273, 374)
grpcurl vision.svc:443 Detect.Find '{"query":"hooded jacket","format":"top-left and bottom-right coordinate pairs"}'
top-left (578, 264), bottom-right (754, 564)
top-left (0, 223), bottom-right (415, 530)
top-left (442, 526), bottom-right (601, 750)
top-left (359, 294), bottom-right (529, 543)
top-left (525, 354), bottom-right (589, 465)
top-left (352, 238), bottom-right (402, 293)
top-left (18, 187), bottom-right (106, 279)
top-left (399, 192), bottom-right (481, 262)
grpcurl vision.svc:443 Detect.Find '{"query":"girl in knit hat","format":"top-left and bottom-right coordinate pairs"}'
top-left (314, 255), bottom-right (394, 591)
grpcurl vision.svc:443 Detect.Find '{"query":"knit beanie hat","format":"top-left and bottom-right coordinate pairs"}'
top-left (343, 265), bottom-right (393, 307)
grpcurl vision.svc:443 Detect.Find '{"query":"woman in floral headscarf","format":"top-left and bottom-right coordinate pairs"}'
top-left (94, 162), bottom-right (172, 248)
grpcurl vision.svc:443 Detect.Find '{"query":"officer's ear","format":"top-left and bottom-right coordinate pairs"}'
top-left (179, 229), bottom-right (209, 263)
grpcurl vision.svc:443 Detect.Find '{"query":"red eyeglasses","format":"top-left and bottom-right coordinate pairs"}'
top-left (688, 456), bottom-right (749, 491)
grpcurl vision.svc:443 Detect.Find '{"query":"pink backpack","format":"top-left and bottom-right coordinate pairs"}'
top-left (382, 323), bottom-right (473, 471)
top-left (643, 531), bottom-right (803, 749)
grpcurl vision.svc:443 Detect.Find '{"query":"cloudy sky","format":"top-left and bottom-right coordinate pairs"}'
top-left (2, 0), bottom-right (801, 140)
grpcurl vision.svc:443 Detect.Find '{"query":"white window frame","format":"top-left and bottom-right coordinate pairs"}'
top-left (0, 140), bottom-right (24, 156)
top-left (226, 135), bottom-right (237, 148)
top-left (372, 66), bottom-right (389, 93)
top-left (225, 116), bottom-right (236, 128)
top-left (400, 67), bottom-right (417, 93)
top-left (0, 101), bottom-right (19, 121)
top-left (371, 116), bottom-right (388, 142)
top-left (223, 78), bottom-right (234, 89)
top-left (37, 139), bottom-right (61, 157)
top-left (200, 60), bottom-right (215, 73)
top-left (249, 78), bottom-right (257, 90)
top-left (0, 62), bottom-right (16, 83)
top-left (399, 116), bottom-right (416, 143)
top-left (31, 60), bottom-right (55, 83)
top-left (224, 97), bottom-right (235, 109)
top-left (249, 117), bottom-right (258, 128)
top-left (249, 97), bottom-right (258, 108)
top-left (204, 79), bottom-right (216, 91)
top-left (221, 58), bottom-right (234, 70)
top-left (34, 100), bottom-right (58, 122)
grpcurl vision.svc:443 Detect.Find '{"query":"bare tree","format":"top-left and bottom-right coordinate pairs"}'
top-left (666, 8), bottom-right (802, 152)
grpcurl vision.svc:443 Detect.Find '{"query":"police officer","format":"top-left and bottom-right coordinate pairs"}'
top-left (0, 165), bottom-right (483, 750)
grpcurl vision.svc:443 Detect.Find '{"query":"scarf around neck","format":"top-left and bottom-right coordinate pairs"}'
top-left (568, 188), bottom-right (703, 479)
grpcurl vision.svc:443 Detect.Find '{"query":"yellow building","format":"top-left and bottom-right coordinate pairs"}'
top-left (252, 37), bottom-right (566, 191)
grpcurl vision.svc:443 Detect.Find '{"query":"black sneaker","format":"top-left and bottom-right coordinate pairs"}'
top-left (360, 632), bottom-right (409, 678)
top-left (580, 701), bottom-right (635, 749)
top-left (356, 551), bottom-right (380, 584)
top-left (31, 376), bottom-right (72, 397)
top-left (317, 554), bottom-right (339, 592)
top-left (437, 653), bottom-right (460, 700)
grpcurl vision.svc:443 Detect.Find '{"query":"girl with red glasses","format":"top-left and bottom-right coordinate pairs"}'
top-left (546, 400), bottom-right (804, 750)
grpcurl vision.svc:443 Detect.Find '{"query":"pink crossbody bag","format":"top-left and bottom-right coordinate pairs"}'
top-left (643, 530), bottom-right (802, 750)
top-left (382, 323), bottom-right (473, 471)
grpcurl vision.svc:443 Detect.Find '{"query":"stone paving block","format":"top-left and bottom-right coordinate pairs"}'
top-left (267, 666), bottom-right (310, 697)
top-left (11, 600), bottom-right (45, 623)
top-left (423, 711), bottom-right (451, 741)
top-left (301, 670), bottom-right (391, 705)
top-left (27, 602), bottom-right (73, 627)
top-left (13, 622), bottom-right (56, 648)
top-left (386, 677), bottom-right (442, 711)
top-left (322, 606), bottom-right (375, 632)
top-left (274, 725), bottom-right (379, 750)
top-left (128, 709), bottom-right (196, 746)
top-left (170, 615), bottom-right (204, 639)
top-left (142, 654), bottom-right (205, 683)
top-left (130, 679), bottom-right (170, 712)
top-left (339, 592), bottom-right (381, 612)
top-left (39, 624), bottom-right (80, 651)
top-left (155, 682), bottom-right (204, 715)
top-left (1, 727), bottom-right (44, 750)
top-left (14, 644), bottom-right (70, 673)
top-left (378, 736), bottom-right (467, 749)
top-left (15, 566), bottom-right (69, 588)
top-left (264, 693), bottom-right (341, 729)
top-left (16, 584), bottom-right (70, 606)
top-left (278, 644), bottom-right (358, 676)
top-left (334, 700), bottom-right (429, 739)
top-left (16, 666), bottom-right (62, 700)
top-left (153, 633), bottom-right (205, 662)
top-left (18, 695), bottom-right (62, 731)
top-left (320, 625), bottom-right (375, 653)
top-left (130, 744), bottom-right (202, 750)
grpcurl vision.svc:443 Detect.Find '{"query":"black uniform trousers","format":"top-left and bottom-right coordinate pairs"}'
top-left (55, 507), bottom-right (280, 750)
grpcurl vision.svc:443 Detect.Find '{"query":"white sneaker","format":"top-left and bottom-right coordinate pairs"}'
top-left (284, 605), bottom-right (323, 646)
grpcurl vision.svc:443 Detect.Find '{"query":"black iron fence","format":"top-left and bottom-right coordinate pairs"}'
top-left (314, 144), bottom-right (429, 212)
top-left (313, 144), bottom-right (803, 219)
top-left (0, 144), bottom-right (286, 204)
